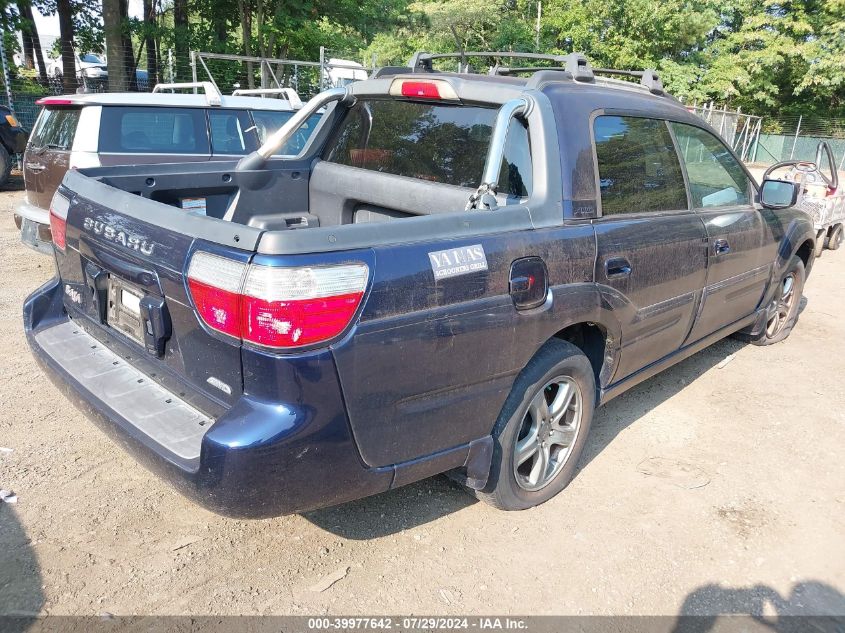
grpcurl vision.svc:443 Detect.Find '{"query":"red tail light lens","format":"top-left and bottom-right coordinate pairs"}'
top-left (187, 253), bottom-right (247, 339)
top-left (241, 264), bottom-right (368, 347)
top-left (49, 193), bottom-right (70, 252)
top-left (187, 253), bottom-right (369, 349)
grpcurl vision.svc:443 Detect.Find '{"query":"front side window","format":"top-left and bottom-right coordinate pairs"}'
top-left (98, 106), bottom-right (209, 154)
top-left (323, 99), bottom-right (532, 197)
top-left (593, 115), bottom-right (688, 215)
top-left (670, 123), bottom-right (751, 208)
top-left (30, 107), bottom-right (81, 150)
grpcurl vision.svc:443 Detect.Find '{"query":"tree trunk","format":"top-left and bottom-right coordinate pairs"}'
top-left (173, 0), bottom-right (189, 81)
top-left (56, 0), bottom-right (78, 92)
top-left (238, 0), bottom-right (254, 88)
top-left (120, 0), bottom-right (138, 90)
top-left (143, 0), bottom-right (158, 85)
top-left (18, 0), bottom-right (35, 70)
top-left (17, 1), bottom-right (48, 81)
top-left (103, 0), bottom-right (128, 90)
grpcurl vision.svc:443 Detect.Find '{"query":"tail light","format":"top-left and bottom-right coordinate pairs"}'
top-left (187, 252), bottom-right (369, 349)
top-left (49, 193), bottom-right (70, 252)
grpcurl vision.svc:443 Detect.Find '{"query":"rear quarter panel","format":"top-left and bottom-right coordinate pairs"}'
top-left (332, 223), bottom-right (611, 468)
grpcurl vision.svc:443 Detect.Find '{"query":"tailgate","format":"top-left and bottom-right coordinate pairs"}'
top-left (52, 172), bottom-right (262, 416)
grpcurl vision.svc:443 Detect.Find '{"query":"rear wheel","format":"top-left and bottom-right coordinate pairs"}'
top-left (748, 256), bottom-right (805, 346)
top-left (0, 145), bottom-right (11, 187)
top-left (475, 339), bottom-right (595, 511)
top-left (827, 225), bottom-right (843, 251)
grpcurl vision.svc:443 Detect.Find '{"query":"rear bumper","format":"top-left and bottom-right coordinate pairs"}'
top-left (15, 201), bottom-right (52, 255)
top-left (24, 277), bottom-right (395, 517)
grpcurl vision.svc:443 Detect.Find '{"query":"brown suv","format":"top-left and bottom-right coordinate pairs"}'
top-left (15, 85), bottom-right (318, 253)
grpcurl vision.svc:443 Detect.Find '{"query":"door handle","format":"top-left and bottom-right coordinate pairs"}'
top-left (605, 257), bottom-right (632, 279)
top-left (25, 162), bottom-right (46, 173)
top-left (714, 239), bottom-right (731, 255)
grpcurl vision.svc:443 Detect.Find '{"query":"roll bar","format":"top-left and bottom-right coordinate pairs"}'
top-left (467, 97), bottom-right (532, 210)
top-left (236, 87), bottom-right (351, 171)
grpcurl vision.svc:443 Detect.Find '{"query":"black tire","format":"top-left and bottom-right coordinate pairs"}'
top-left (827, 225), bottom-right (843, 251)
top-left (0, 144), bottom-right (11, 188)
top-left (815, 230), bottom-right (826, 259)
top-left (747, 256), bottom-right (805, 346)
top-left (475, 339), bottom-right (595, 511)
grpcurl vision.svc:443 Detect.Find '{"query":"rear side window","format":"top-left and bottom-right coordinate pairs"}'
top-left (670, 123), bottom-right (751, 208)
top-left (593, 116), bottom-right (688, 215)
top-left (30, 107), bottom-right (81, 150)
top-left (250, 110), bottom-right (322, 155)
top-left (99, 106), bottom-right (209, 154)
top-left (323, 99), bottom-right (532, 196)
top-left (209, 110), bottom-right (251, 155)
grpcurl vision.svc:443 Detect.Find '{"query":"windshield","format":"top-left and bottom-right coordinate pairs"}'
top-left (251, 111), bottom-right (322, 155)
top-left (80, 54), bottom-right (104, 64)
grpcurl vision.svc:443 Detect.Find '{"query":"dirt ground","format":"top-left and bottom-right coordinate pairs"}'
top-left (0, 175), bottom-right (843, 620)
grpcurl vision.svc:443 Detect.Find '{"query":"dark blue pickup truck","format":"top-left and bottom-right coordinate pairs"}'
top-left (24, 52), bottom-right (816, 517)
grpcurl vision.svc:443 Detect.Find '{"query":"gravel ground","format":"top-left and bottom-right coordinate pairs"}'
top-left (0, 179), bottom-right (843, 618)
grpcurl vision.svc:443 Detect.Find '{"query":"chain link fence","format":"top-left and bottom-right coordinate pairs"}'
top-left (751, 115), bottom-right (845, 170)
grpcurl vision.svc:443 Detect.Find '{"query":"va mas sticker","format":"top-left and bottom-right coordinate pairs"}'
top-left (428, 244), bottom-right (488, 280)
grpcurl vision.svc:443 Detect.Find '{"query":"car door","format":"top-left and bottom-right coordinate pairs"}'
top-left (591, 115), bottom-right (708, 382)
top-left (670, 122), bottom-right (768, 343)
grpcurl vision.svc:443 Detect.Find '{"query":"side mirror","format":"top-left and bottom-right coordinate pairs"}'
top-left (760, 179), bottom-right (800, 209)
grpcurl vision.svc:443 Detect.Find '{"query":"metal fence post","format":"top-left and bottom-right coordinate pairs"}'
top-left (0, 35), bottom-right (14, 113)
top-left (319, 46), bottom-right (326, 91)
top-left (191, 51), bottom-right (198, 92)
top-left (790, 115), bottom-right (802, 159)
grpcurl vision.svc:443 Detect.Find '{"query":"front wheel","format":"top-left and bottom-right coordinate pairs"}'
top-left (475, 339), bottom-right (595, 511)
top-left (748, 256), bottom-right (805, 346)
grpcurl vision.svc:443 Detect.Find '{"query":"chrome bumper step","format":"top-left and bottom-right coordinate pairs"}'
top-left (35, 321), bottom-right (213, 460)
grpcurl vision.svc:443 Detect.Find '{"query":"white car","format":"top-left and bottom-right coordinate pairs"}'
top-left (15, 83), bottom-right (316, 253)
top-left (48, 53), bottom-right (108, 79)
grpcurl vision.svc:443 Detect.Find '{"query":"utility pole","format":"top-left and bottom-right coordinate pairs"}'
top-left (535, 1), bottom-right (542, 52)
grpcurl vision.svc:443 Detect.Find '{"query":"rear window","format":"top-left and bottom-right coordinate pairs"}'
top-left (99, 106), bottom-right (209, 154)
top-left (30, 107), bottom-right (81, 150)
top-left (323, 100), bottom-right (532, 196)
top-left (251, 110), bottom-right (322, 155)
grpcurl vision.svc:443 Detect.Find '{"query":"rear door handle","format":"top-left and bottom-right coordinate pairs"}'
top-left (25, 162), bottom-right (46, 172)
top-left (714, 239), bottom-right (731, 255)
top-left (605, 257), bottom-right (632, 279)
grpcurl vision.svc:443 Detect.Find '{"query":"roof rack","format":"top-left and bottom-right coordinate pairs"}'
top-left (231, 88), bottom-right (303, 108)
top-left (152, 81), bottom-right (223, 106)
top-left (406, 51), bottom-right (665, 95)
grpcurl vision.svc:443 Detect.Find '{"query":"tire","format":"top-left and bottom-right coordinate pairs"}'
top-left (475, 339), bottom-right (595, 511)
top-left (747, 256), bottom-right (805, 346)
top-left (815, 230), bottom-right (826, 259)
top-left (827, 225), bottom-right (843, 251)
top-left (0, 145), bottom-right (11, 188)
